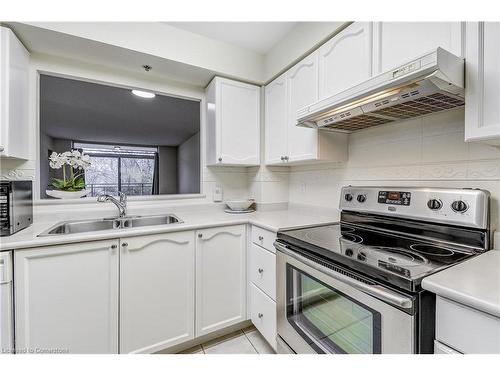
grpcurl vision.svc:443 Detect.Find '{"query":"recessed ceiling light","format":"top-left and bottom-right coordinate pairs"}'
top-left (131, 89), bottom-right (156, 99)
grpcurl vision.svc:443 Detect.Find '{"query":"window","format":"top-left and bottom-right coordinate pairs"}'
top-left (74, 143), bottom-right (157, 197)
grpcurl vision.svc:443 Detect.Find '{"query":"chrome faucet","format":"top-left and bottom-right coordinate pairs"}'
top-left (97, 191), bottom-right (127, 217)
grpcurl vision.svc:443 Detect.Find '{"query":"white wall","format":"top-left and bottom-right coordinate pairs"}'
top-left (21, 22), bottom-right (265, 84)
top-left (287, 109), bottom-right (500, 232)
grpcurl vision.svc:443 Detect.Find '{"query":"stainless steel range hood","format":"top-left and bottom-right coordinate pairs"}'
top-left (297, 48), bottom-right (465, 133)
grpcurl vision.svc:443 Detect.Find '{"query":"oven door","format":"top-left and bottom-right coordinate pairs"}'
top-left (276, 242), bottom-right (416, 354)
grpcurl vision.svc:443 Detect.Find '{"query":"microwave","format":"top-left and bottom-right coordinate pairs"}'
top-left (0, 180), bottom-right (33, 236)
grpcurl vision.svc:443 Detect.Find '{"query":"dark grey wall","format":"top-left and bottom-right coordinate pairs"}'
top-left (177, 132), bottom-right (200, 194)
top-left (158, 146), bottom-right (178, 194)
top-left (39, 134), bottom-right (72, 198)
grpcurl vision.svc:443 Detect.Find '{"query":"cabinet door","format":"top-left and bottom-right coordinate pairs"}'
top-left (265, 73), bottom-right (288, 165)
top-left (218, 78), bottom-right (260, 165)
top-left (465, 22), bottom-right (500, 144)
top-left (287, 52), bottom-right (319, 162)
top-left (14, 240), bottom-right (119, 354)
top-left (0, 27), bottom-right (29, 159)
top-left (120, 231), bottom-right (195, 353)
top-left (319, 22), bottom-right (373, 100)
top-left (250, 284), bottom-right (277, 351)
top-left (373, 22), bottom-right (464, 73)
top-left (196, 225), bottom-right (246, 336)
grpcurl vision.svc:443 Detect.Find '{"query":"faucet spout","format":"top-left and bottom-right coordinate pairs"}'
top-left (97, 192), bottom-right (127, 217)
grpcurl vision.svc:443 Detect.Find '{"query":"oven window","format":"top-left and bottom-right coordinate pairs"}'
top-left (286, 265), bottom-right (381, 354)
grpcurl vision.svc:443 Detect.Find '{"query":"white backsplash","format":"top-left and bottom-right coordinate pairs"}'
top-left (287, 109), bottom-right (500, 232)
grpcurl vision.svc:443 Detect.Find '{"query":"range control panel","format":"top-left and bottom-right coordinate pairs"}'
top-left (339, 186), bottom-right (490, 229)
top-left (378, 191), bottom-right (411, 206)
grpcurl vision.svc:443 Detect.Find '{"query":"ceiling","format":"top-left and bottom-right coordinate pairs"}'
top-left (165, 22), bottom-right (298, 54)
top-left (40, 75), bottom-right (200, 147)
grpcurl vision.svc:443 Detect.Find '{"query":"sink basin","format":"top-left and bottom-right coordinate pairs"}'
top-left (123, 214), bottom-right (182, 228)
top-left (38, 214), bottom-right (183, 236)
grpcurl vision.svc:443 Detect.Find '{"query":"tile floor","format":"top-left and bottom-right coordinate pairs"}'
top-left (179, 326), bottom-right (275, 354)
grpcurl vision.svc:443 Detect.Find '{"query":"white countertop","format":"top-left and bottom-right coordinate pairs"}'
top-left (422, 250), bottom-right (500, 318)
top-left (0, 205), bottom-right (339, 251)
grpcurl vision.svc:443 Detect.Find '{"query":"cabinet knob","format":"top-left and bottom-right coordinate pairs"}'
top-left (284, 156), bottom-right (289, 161)
top-left (0, 146), bottom-right (4, 152)
top-left (258, 313), bottom-right (263, 318)
top-left (258, 235), bottom-right (264, 241)
top-left (258, 268), bottom-right (264, 274)
top-left (280, 156), bottom-right (284, 161)
top-left (198, 233), bottom-right (203, 238)
top-left (110, 244), bottom-right (117, 249)
top-left (122, 242), bottom-right (128, 247)
top-left (218, 157), bottom-right (222, 162)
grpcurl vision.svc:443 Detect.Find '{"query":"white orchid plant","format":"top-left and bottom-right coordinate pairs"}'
top-left (48, 150), bottom-right (91, 191)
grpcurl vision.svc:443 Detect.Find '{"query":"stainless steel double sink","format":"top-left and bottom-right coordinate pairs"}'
top-left (38, 214), bottom-right (183, 237)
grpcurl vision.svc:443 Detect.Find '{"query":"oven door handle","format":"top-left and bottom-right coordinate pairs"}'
top-left (275, 242), bottom-right (414, 309)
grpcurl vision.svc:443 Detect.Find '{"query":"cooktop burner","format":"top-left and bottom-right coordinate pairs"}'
top-left (409, 244), bottom-right (455, 257)
top-left (277, 223), bottom-right (474, 291)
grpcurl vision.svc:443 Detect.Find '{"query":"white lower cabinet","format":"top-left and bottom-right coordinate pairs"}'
top-left (435, 296), bottom-right (500, 354)
top-left (248, 225), bottom-right (278, 351)
top-left (195, 225), bottom-right (247, 336)
top-left (250, 284), bottom-right (277, 351)
top-left (14, 225), bottom-right (254, 353)
top-left (249, 243), bottom-right (276, 300)
top-left (14, 240), bottom-right (119, 354)
top-left (120, 231), bottom-right (195, 353)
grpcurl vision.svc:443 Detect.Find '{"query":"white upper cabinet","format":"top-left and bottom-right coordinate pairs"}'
top-left (120, 232), bottom-right (195, 354)
top-left (195, 225), bottom-right (246, 337)
top-left (287, 51), bottom-right (320, 162)
top-left (318, 22), bottom-right (373, 99)
top-left (265, 73), bottom-right (288, 165)
top-left (373, 22), bottom-right (465, 73)
top-left (14, 240), bottom-right (119, 354)
top-left (0, 27), bottom-right (30, 159)
top-left (465, 22), bottom-right (500, 145)
top-left (206, 77), bottom-right (260, 166)
top-left (264, 53), bottom-right (348, 166)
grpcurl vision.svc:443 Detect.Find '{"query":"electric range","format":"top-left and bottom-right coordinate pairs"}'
top-left (275, 186), bottom-right (490, 354)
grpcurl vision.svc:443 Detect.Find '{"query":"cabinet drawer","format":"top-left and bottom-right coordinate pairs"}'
top-left (251, 226), bottom-right (276, 253)
top-left (250, 283), bottom-right (277, 351)
top-left (249, 243), bottom-right (276, 300)
top-left (436, 296), bottom-right (500, 354)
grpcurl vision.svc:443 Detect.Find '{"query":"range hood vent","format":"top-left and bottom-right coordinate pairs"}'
top-left (297, 48), bottom-right (465, 133)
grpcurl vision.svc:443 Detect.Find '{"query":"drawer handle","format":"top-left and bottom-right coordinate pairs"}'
top-left (258, 313), bottom-right (263, 318)
top-left (198, 233), bottom-right (203, 238)
top-left (111, 244), bottom-right (118, 249)
top-left (258, 236), bottom-right (264, 241)
top-left (122, 242), bottom-right (128, 247)
top-left (258, 268), bottom-right (264, 274)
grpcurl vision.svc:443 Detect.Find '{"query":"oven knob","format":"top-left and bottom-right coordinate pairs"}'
top-left (357, 252), bottom-right (366, 261)
top-left (357, 194), bottom-right (367, 203)
top-left (345, 248), bottom-right (354, 257)
top-left (451, 200), bottom-right (468, 213)
top-left (344, 193), bottom-right (353, 202)
top-left (427, 199), bottom-right (442, 210)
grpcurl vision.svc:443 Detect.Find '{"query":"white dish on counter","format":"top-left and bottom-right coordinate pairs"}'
top-left (225, 199), bottom-right (255, 211)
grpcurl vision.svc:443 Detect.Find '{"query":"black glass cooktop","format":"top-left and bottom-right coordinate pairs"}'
top-left (277, 223), bottom-right (474, 292)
